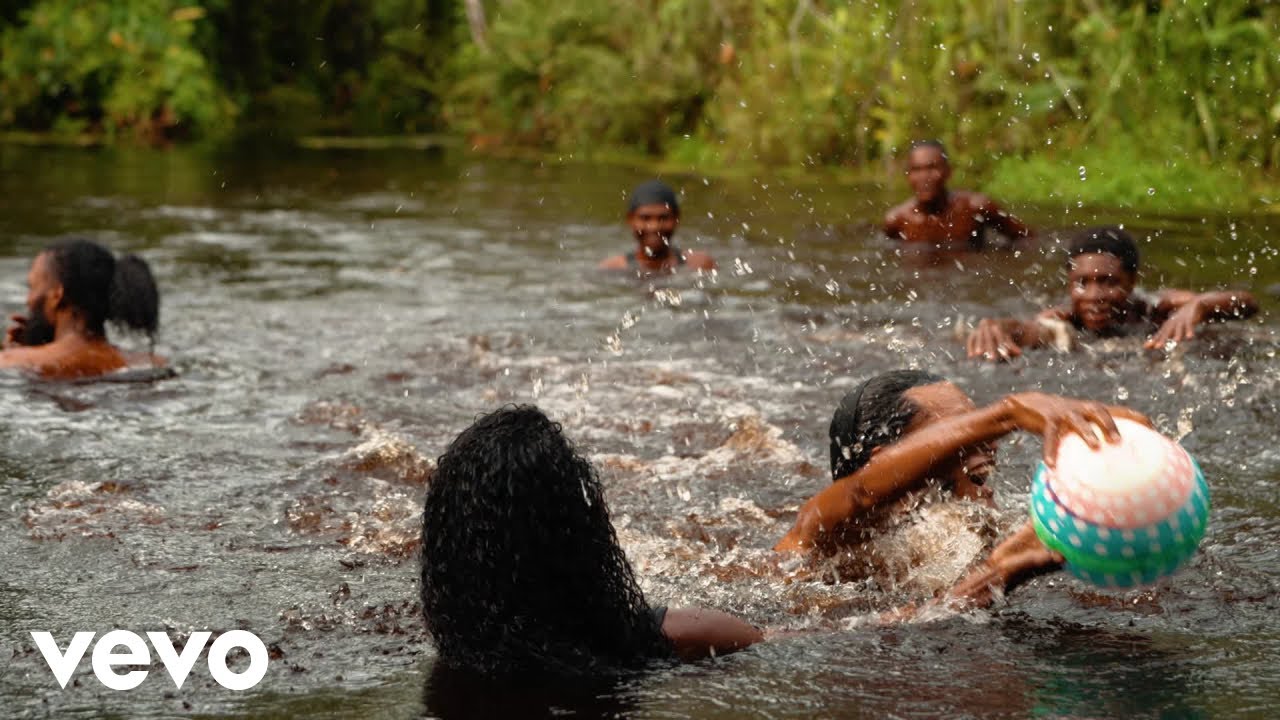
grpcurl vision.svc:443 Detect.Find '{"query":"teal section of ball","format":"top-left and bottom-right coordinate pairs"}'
top-left (1030, 458), bottom-right (1209, 589)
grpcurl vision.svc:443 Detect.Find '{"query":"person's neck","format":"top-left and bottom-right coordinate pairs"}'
top-left (636, 246), bottom-right (674, 267)
top-left (53, 314), bottom-right (105, 344)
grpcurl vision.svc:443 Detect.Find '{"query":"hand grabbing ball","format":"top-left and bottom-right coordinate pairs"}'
top-left (1031, 418), bottom-right (1209, 588)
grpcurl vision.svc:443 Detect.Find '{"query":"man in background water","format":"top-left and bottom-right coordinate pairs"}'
top-left (883, 140), bottom-right (1031, 253)
top-left (599, 180), bottom-right (716, 273)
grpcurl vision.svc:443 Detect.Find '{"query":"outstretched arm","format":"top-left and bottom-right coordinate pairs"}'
top-left (942, 521), bottom-right (1063, 608)
top-left (979, 196), bottom-right (1032, 243)
top-left (662, 607), bottom-right (763, 661)
top-left (775, 394), bottom-right (1136, 553)
top-left (883, 208), bottom-right (906, 241)
top-left (598, 254), bottom-right (629, 270)
top-left (966, 317), bottom-right (1055, 362)
top-left (1146, 289), bottom-right (1261, 348)
top-left (882, 522), bottom-right (1063, 621)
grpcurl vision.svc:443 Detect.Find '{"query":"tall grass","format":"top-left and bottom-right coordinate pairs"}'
top-left (447, 0), bottom-right (1280, 201)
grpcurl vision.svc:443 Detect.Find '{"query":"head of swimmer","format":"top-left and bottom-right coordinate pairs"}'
top-left (906, 140), bottom-right (951, 206)
top-left (830, 370), bottom-right (994, 501)
top-left (627, 180), bottom-right (680, 259)
top-left (1066, 226), bottom-right (1139, 333)
top-left (17, 239), bottom-right (160, 346)
top-left (421, 405), bottom-right (670, 676)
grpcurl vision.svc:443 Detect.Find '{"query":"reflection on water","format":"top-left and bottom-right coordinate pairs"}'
top-left (0, 145), bottom-right (1277, 718)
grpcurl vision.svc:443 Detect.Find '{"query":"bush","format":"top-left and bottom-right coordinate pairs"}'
top-left (0, 1), bottom-right (233, 140)
top-left (447, 1), bottom-right (1280, 185)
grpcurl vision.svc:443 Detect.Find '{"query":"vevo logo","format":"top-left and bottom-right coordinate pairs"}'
top-left (31, 630), bottom-right (269, 691)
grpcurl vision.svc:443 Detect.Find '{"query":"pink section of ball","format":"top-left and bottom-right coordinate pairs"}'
top-left (1044, 418), bottom-right (1195, 529)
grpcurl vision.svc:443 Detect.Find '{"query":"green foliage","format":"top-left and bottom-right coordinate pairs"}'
top-left (353, 0), bottom-right (457, 134)
top-left (0, 1), bottom-right (232, 139)
top-left (198, 0), bottom-right (456, 138)
top-left (1, 0), bottom-right (1278, 210)
top-left (447, 0), bottom-right (1280, 197)
top-left (986, 136), bottom-right (1251, 211)
top-left (445, 0), bottom-right (734, 153)
top-left (0, 0), bottom-right (456, 141)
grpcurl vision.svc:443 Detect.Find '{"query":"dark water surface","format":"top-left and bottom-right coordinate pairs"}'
top-left (0, 145), bottom-right (1277, 718)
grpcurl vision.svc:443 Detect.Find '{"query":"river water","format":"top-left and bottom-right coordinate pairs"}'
top-left (0, 145), bottom-right (1277, 718)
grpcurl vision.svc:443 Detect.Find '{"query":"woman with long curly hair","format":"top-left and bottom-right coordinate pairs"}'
top-left (421, 405), bottom-right (761, 677)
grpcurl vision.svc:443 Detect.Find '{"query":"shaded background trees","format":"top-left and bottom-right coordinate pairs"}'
top-left (0, 0), bottom-right (456, 140)
top-left (0, 1), bottom-right (1276, 204)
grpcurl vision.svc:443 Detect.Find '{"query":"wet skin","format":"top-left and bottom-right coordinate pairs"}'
top-left (0, 252), bottom-right (162, 379)
top-left (883, 146), bottom-right (1030, 252)
top-left (598, 202), bottom-right (716, 273)
top-left (775, 382), bottom-right (1150, 608)
top-left (966, 252), bottom-right (1261, 361)
top-left (900, 383), bottom-right (996, 504)
top-left (1068, 253), bottom-right (1138, 332)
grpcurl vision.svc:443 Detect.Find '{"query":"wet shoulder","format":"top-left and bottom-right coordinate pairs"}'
top-left (681, 250), bottom-right (716, 271)
top-left (884, 199), bottom-right (916, 225)
top-left (0, 340), bottom-right (164, 381)
top-left (952, 190), bottom-right (995, 212)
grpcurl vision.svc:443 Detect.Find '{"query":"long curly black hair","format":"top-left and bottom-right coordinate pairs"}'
top-left (421, 405), bottom-right (672, 677)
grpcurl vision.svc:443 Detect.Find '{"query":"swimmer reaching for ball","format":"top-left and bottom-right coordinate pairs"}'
top-left (774, 370), bottom-right (1150, 610)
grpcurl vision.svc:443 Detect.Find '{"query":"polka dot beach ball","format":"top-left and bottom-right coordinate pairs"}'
top-left (1031, 418), bottom-right (1210, 589)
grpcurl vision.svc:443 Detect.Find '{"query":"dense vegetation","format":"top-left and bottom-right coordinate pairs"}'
top-left (1, 1), bottom-right (1277, 206)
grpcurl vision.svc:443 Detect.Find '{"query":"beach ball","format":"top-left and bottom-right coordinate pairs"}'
top-left (1030, 418), bottom-right (1210, 589)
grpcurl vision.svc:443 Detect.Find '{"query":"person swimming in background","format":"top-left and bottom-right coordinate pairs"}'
top-left (598, 180), bottom-right (716, 274)
top-left (966, 226), bottom-right (1260, 362)
top-left (0, 238), bottom-right (163, 379)
top-left (883, 140), bottom-right (1031, 253)
top-left (774, 370), bottom-right (1150, 609)
top-left (421, 405), bottom-right (761, 678)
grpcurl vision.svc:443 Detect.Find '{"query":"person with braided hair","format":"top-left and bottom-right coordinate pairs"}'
top-left (1, 238), bottom-right (163, 379)
top-left (421, 405), bottom-right (761, 678)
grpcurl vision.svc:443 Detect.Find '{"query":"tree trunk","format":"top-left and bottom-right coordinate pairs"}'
top-left (465, 0), bottom-right (489, 52)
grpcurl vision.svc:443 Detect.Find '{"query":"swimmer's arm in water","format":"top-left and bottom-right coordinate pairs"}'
top-left (942, 521), bottom-right (1063, 609)
top-left (884, 522), bottom-right (1063, 620)
top-left (975, 195), bottom-right (1032, 245)
top-left (597, 254), bottom-right (630, 270)
top-left (1145, 288), bottom-right (1261, 349)
top-left (775, 395), bottom-right (1137, 552)
top-left (681, 250), bottom-right (717, 272)
top-left (0, 345), bottom-right (41, 367)
top-left (966, 317), bottom-right (1056, 362)
top-left (661, 607), bottom-right (763, 661)
top-left (882, 204), bottom-right (909, 241)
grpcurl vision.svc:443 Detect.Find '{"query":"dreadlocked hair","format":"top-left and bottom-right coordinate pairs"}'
top-left (421, 405), bottom-right (672, 677)
top-left (829, 370), bottom-right (946, 481)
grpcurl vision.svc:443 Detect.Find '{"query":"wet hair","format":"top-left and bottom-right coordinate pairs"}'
top-left (829, 370), bottom-right (946, 481)
top-left (1067, 226), bottom-right (1139, 275)
top-left (627, 180), bottom-right (680, 216)
top-left (43, 239), bottom-right (160, 345)
top-left (421, 405), bottom-right (672, 677)
top-left (909, 139), bottom-right (949, 162)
